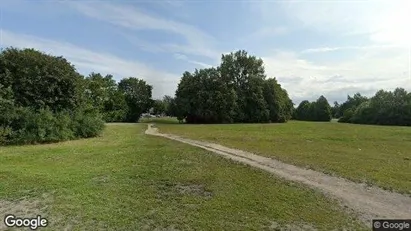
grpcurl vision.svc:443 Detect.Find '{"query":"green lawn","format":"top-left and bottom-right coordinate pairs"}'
top-left (0, 124), bottom-right (365, 230)
top-left (156, 121), bottom-right (411, 195)
top-left (138, 116), bottom-right (180, 124)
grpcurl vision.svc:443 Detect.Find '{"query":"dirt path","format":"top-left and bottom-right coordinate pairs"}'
top-left (145, 124), bottom-right (411, 226)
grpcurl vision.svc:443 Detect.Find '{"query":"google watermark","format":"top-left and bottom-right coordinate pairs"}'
top-left (373, 219), bottom-right (411, 231)
top-left (3, 214), bottom-right (48, 230)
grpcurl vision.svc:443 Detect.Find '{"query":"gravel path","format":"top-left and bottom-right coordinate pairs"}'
top-left (145, 124), bottom-right (411, 227)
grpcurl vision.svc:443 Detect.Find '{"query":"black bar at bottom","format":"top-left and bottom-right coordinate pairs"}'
top-left (372, 219), bottom-right (411, 231)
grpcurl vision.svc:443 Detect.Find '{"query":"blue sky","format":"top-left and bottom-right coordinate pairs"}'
top-left (1, 0), bottom-right (410, 103)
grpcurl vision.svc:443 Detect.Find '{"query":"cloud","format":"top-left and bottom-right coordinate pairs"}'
top-left (300, 44), bottom-right (405, 54)
top-left (263, 49), bottom-right (410, 104)
top-left (121, 34), bottom-right (167, 53)
top-left (173, 53), bottom-right (213, 68)
top-left (277, 0), bottom-right (411, 45)
top-left (66, 1), bottom-right (221, 59)
top-left (1, 30), bottom-right (180, 98)
top-left (238, 26), bottom-right (288, 44)
top-left (250, 0), bottom-right (411, 103)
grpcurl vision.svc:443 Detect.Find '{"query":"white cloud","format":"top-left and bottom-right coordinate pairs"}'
top-left (250, 0), bottom-right (411, 103)
top-left (66, 1), bottom-right (221, 59)
top-left (300, 44), bottom-right (405, 54)
top-left (238, 26), bottom-right (288, 44)
top-left (277, 0), bottom-right (411, 46)
top-left (173, 53), bottom-right (188, 60)
top-left (263, 49), bottom-right (410, 104)
top-left (1, 30), bottom-right (180, 98)
top-left (173, 53), bottom-right (213, 68)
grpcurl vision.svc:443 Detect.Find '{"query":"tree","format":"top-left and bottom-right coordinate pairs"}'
top-left (84, 73), bottom-right (116, 110)
top-left (103, 88), bottom-right (128, 122)
top-left (337, 88), bottom-right (411, 126)
top-left (84, 73), bottom-right (128, 122)
top-left (219, 50), bottom-right (268, 123)
top-left (152, 99), bottom-right (166, 115)
top-left (314, 95), bottom-right (332, 121)
top-left (331, 101), bottom-right (340, 118)
top-left (175, 68), bottom-right (237, 123)
top-left (118, 77), bottom-right (153, 122)
top-left (171, 49), bottom-right (298, 124)
top-left (294, 96), bottom-right (331, 122)
top-left (263, 78), bottom-right (294, 122)
top-left (0, 47), bottom-right (104, 145)
top-left (338, 93), bottom-right (368, 123)
top-left (0, 47), bottom-right (84, 112)
top-left (295, 100), bottom-right (312, 121)
top-left (162, 95), bottom-right (177, 116)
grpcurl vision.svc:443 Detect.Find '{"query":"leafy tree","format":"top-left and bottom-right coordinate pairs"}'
top-left (219, 50), bottom-right (268, 122)
top-left (331, 101), bottom-right (341, 118)
top-left (0, 47), bottom-right (104, 145)
top-left (103, 89), bottom-right (128, 122)
top-left (84, 73), bottom-right (116, 110)
top-left (263, 78), bottom-right (293, 122)
top-left (0, 47), bottom-right (84, 112)
top-left (295, 96), bottom-right (331, 122)
top-left (152, 99), bottom-right (166, 115)
top-left (162, 95), bottom-right (177, 116)
top-left (173, 50), bottom-right (294, 124)
top-left (314, 95), bottom-right (332, 121)
top-left (338, 88), bottom-right (411, 126)
top-left (83, 72), bottom-right (128, 122)
top-left (338, 93), bottom-right (368, 122)
top-left (118, 77), bottom-right (153, 122)
top-left (175, 68), bottom-right (237, 123)
top-left (295, 100), bottom-right (312, 121)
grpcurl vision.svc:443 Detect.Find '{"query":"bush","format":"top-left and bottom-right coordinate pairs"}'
top-left (2, 108), bottom-right (77, 145)
top-left (71, 109), bottom-right (105, 138)
top-left (0, 47), bottom-right (106, 145)
top-left (0, 107), bottom-right (104, 145)
top-left (0, 126), bottom-right (12, 145)
top-left (103, 110), bottom-right (127, 122)
top-left (338, 108), bottom-right (354, 123)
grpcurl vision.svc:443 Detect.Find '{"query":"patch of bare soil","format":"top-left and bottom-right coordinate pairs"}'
top-left (0, 194), bottom-right (51, 231)
top-left (145, 124), bottom-right (411, 228)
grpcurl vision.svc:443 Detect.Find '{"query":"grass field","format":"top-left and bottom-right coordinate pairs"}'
top-left (156, 120), bottom-right (411, 195)
top-left (0, 124), bottom-right (366, 230)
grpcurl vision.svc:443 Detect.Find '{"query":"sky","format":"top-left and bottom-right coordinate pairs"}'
top-left (0, 0), bottom-right (410, 104)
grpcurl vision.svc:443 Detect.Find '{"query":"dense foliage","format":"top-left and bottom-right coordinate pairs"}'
top-left (0, 47), bottom-right (153, 145)
top-left (0, 47), bottom-right (105, 145)
top-left (83, 73), bottom-right (153, 123)
top-left (2, 46), bottom-right (410, 146)
top-left (294, 96), bottom-right (332, 122)
top-left (337, 88), bottom-right (411, 126)
top-left (173, 50), bottom-right (294, 124)
top-left (118, 77), bottom-right (153, 122)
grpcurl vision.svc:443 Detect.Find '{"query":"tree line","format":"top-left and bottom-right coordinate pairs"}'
top-left (333, 89), bottom-right (411, 126)
top-left (0, 47), bottom-right (153, 145)
top-left (169, 50), bottom-right (294, 123)
top-left (1, 47), bottom-right (410, 145)
top-left (293, 89), bottom-right (411, 126)
top-left (293, 96), bottom-right (332, 121)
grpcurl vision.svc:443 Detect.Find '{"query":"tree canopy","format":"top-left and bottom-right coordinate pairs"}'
top-left (295, 96), bottom-right (332, 122)
top-left (338, 88), bottom-right (411, 126)
top-left (0, 47), bottom-right (153, 145)
top-left (173, 50), bottom-right (294, 124)
top-left (0, 47), bottom-right (105, 145)
top-left (2, 46), bottom-right (410, 146)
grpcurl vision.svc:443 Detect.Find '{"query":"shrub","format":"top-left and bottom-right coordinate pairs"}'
top-left (71, 109), bottom-right (105, 138)
top-left (0, 47), bottom-right (106, 145)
